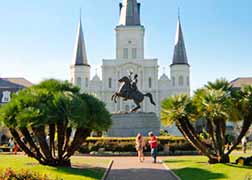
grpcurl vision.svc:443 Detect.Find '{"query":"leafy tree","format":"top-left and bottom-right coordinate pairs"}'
top-left (161, 79), bottom-right (252, 164)
top-left (161, 94), bottom-right (216, 162)
top-left (226, 85), bottom-right (252, 154)
top-left (0, 79), bottom-right (111, 167)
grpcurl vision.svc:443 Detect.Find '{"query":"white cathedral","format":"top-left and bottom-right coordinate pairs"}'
top-left (70, 0), bottom-right (190, 118)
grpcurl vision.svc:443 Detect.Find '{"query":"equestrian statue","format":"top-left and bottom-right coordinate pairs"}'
top-left (111, 72), bottom-right (156, 112)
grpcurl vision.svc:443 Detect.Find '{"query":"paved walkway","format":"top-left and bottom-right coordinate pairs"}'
top-left (106, 156), bottom-right (178, 180)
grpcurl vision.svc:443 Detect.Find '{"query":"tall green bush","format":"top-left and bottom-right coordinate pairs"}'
top-left (0, 79), bottom-right (111, 167)
top-left (161, 79), bottom-right (252, 164)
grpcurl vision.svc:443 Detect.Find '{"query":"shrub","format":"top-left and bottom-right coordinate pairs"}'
top-left (160, 129), bottom-right (169, 136)
top-left (0, 168), bottom-right (56, 180)
top-left (79, 136), bottom-right (194, 153)
top-left (0, 80), bottom-right (111, 167)
top-left (168, 142), bottom-right (196, 153)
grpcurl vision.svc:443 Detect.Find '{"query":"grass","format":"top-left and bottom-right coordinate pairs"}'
top-left (0, 155), bottom-right (110, 180)
top-left (165, 151), bottom-right (252, 180)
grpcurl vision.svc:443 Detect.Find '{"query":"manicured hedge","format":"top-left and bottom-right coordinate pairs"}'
top-left (79, 136), bottom-right (196, 153)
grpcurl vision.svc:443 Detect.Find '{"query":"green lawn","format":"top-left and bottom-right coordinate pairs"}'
top-left (165, 152), bottom-right (252, 180)
top-left (0, 155), bottom-right (110, 180)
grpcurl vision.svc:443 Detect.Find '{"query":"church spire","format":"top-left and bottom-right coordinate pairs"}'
top-left (119, 0), bottom-right (141, 26)
top-left (73, 13), bottom-right (89, 66)
top-left (171, 14), bottom-right (189, 66)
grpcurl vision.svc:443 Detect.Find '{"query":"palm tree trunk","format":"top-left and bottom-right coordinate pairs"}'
top-left (179, 120), bottom-right (221, 163)
top-left (220, 119), bottom-right (226, 150)
top-left (226, 117), bottom-right (252, 155)
top-left (219, 119), bottom-right (229, 163)
top-left (214, 120), bottom-right (223, 157)
top-left (57, 121), bottom-right (65, 160)
top-left (213, 119), bottom-right (229, 163)
top-left (19, 127), bottom-right (46, 161)
top-left (177, 119), bottom-right (213, 159)
top-left (49, 124), bottom-right (56, 158)
top-left (206, 119), bottom-right (218, 155)
top-left (32, 126), bottom-right (52, 160)
top-left (10, 128), bottom-right (46, 165)
top-left (63, 128), bottom-right (90, 160)
top-left (63, 127), bottom-right (72, 153)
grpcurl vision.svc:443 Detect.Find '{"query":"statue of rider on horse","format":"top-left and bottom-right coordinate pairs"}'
top-left (111, 71), bottom-right (156, 112)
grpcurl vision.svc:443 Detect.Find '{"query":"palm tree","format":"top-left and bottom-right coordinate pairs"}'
top-left (193, 87), bottom-right (235, 163)
top-left (205, 78), bottom-right (232, 91)
top-left (161, 94), bottom-right (216, 162)
top-left (161, 79), bottom-right (251, 164)
top-left (0, 79), bottom-right (111, 167)
top-left (226, 85), bottom-right (252, 154)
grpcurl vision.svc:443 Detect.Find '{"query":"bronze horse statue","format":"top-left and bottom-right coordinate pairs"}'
top-left (111, 76), bottom-right (156, 112)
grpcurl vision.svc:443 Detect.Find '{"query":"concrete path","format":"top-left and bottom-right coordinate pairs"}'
top-left (106, 156), bottom-right (179, 180)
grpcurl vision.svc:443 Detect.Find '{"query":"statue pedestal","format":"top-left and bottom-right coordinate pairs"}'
top-left (107, 112), bottom-right (160, 137)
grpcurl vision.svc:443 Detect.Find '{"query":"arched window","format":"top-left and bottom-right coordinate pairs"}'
top-left (2, 91), bottom-right (11, 103)
top-left (85, 78), bottom-right (89, 87)
top-left (123, 48), bottom-right (128, 59)
top-left (179, 76), bottom-right (184, 86)
top-left (77, 77), bottom-right (81, 87)
top-left (148, 77), bottom-right (152, 88)
top-left (109, 78), bottom-right (112, 88)
top-left (132, 48), bottom-right (137, 59)
top-left (187, 76), bottom-right (190, 86)
top-left (172, 76), bottom-right (175, 86)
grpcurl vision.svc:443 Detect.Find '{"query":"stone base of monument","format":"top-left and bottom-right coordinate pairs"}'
top-left (107, 112), bottom-right (160, 137)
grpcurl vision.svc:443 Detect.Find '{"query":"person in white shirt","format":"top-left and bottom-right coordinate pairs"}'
top-left (241, 136), bottom-right (248, 153)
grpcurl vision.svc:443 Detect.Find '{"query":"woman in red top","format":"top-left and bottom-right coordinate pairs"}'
top-left (148, 132), bottom-right (158, 163)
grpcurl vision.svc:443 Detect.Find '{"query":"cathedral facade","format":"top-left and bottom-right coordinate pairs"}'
top-left (70, 0), bottom-right (190, 117)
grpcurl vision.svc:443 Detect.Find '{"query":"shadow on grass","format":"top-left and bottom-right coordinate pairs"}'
top-left (173, 167), bottom-right (227, 180)
top-left (164, 159), bottom-right (226, 180)
top-left (52, 166), bottom-right (105, 179)
top-left (224, 163), bottom-right (252, 170)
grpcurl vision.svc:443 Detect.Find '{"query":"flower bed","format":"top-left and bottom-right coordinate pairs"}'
top-left (0, 168), bottom-right (53, 180)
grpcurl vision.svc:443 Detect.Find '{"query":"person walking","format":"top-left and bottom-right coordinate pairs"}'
top-left (148, 132), bottom-right (158, 163)
top-left (135, 133), bottom-right (146, 162)
top-left (242, 136), bottom-right (248, 153)
top-left (8, 137), bottom-right (14, 152)
top-left (13, 142), bottom-right (19, 155)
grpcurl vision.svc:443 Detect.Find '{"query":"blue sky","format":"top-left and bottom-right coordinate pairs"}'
top-left (0, 0), bottom-right (251, 92)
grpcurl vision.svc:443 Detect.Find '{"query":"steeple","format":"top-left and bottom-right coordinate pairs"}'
top-left (119, 0), bottom-right (141, 26)
top-left (171, 14), bottom-right (189, 66)
top-left (73, 14), bottom-right (89, 66)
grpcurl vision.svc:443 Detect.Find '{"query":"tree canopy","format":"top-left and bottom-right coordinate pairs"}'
top-left (161, 79), bottom-right (252, 163)
top-left (0, 79), bottom-right (111, 167)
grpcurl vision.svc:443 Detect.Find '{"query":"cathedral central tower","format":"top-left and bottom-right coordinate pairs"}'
top-left (116, 0), bottom-right (144, 60)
